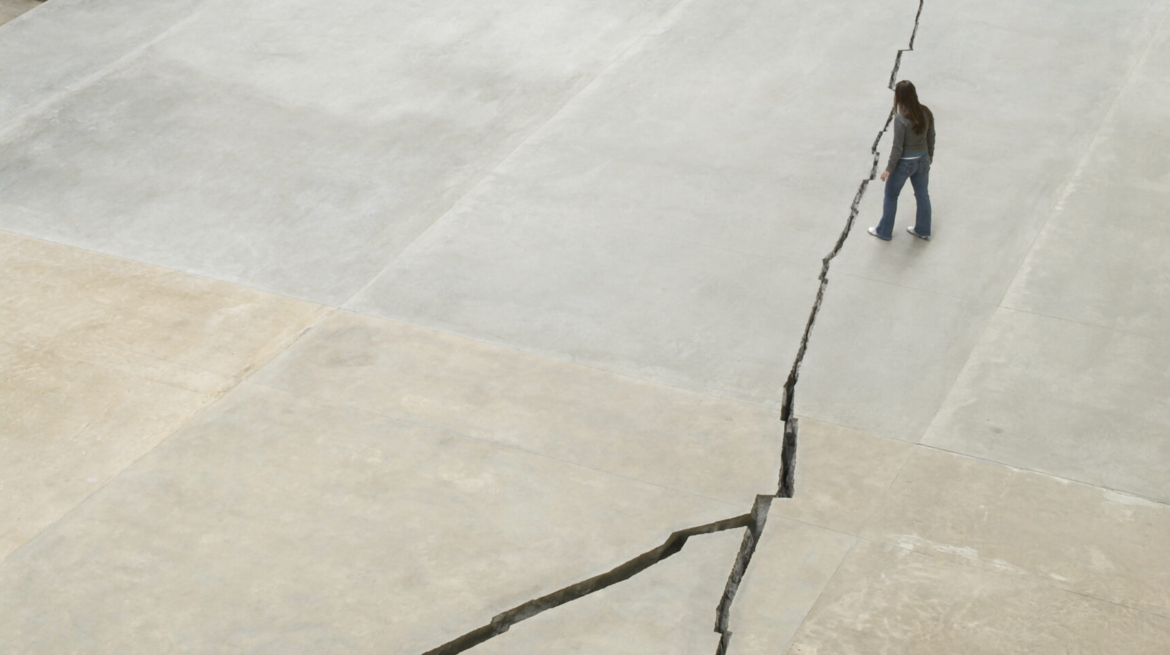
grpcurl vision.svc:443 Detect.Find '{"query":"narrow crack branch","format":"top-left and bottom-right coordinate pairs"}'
top-left (421, 512), bottom-right (756, 655)
top-left (712, 495), bottom-right (772, 655)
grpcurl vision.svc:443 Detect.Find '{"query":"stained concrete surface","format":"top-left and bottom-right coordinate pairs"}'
top-left (786, 540), bottom-right (1170, 655)
top-left (0, 0), bottom-right (40, 26)
top-left (2, 0), bottom-right (1170, 652)
top-left (0, 232), bottom-right (326, 561)
top-left (864, 447), bottom-right (1170, 617)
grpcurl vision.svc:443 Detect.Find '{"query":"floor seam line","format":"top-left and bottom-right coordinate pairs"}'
top-left (242, 379), bottom-right (747, 511)
top-left (337, 0), bottom-right (697, 311)
top-left (328, 307), bottom-right (785, 412)
top-left (912, 442), bottom-right (1170, 507)
top-left (0, 305), bottom-right (339, 567)
top-left (855, 533), bottom-right (1170, 622)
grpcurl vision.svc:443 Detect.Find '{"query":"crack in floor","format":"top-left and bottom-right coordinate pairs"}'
top-left (714, 3), bottom-right (925, 650)
top-left (419, 511), bottom-right (762, 655)
top-left (418, 2), bottom-right (926, 653)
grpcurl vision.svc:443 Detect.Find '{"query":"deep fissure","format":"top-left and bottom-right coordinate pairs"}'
top-left (714, 3), bottom-right (925, 649)
top-left (419, 3), bottom-right (925, 653)
top-left (419, 511), bottom-right (762, 655)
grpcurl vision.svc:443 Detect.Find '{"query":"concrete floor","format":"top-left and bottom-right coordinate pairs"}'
top-left (0, 0), bottom-right (40, 26)
top-left (1, 0), bottom-right (1168, 653)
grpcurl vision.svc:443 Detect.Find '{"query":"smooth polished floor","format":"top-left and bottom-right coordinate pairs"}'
top-left (1, 0), bottom-right (1168, 653)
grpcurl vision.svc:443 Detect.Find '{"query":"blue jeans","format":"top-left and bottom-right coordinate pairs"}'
top-left (875, 155), bottom-right (931, 239)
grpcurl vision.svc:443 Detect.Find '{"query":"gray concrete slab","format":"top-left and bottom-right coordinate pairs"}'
top-left (0, 0), bottom-right (202, 118)
top-left (0, 383), bottom-right (739, 654)
top-left (1002, 21), bottom-right (1170, 339)
top-left (252, 310), bottom-right (782, 506)
top-left (836, 0), bottom-right (1167, 306)
top-left (916, 0), bottom-right (1170, 506)
top-left (923, 308), bottom-right (1170, 502)
top-left (348, 0), bottom-right (920, 402)
top-left (472, 528), bottom-right (742, 655)
top-left (0, 0), bottom-right (680, 304)
top-left (799, 0), bottom-right (1170, 444)
top-left (797, 274), bottom-right (994, 442)
top-left (351, 190), bottom-right (818, 404)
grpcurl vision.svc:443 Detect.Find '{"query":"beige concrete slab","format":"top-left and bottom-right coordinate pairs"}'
top-left (864, 447), bottom-right (1170, 617)
top-left (724, 515), bottom-right (856, 655)
top-left (473, 527), bottom-right (742, 655)
top-left (796, 274), bottom-right (995, 442)
top-left (0, 232), bottom-right (326, 561)
top-left (923, 308), bottom-right (1170, 502)
top-left (0, 232), bottom-right (327, 381)
top-left (0, 383), bottom-right (740, 654)
top-left (253, 311), bottom-right (781, 506)
top-left (771, 418), bottom-right (913, 535)
top-left (0, 342), bottom-right (209, 560)
top-left (787, 540), bottom-right (1170, 655)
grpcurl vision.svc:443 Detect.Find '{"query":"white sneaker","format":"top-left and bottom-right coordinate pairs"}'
top-left (868, 227), bottom-right (890, 241)
top-left (906, 226), bottom-right (930, 240)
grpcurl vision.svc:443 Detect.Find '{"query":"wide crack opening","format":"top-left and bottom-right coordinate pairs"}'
top-left (420, 2), bottom-right (926, 653)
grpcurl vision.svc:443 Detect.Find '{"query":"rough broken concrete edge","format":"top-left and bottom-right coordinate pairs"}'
top-left (713, 3), bottom-right (924, 651)
top-left (418, 2), bottom-right (925, 653)
top-left (419, 510), bottom-right (761, 655)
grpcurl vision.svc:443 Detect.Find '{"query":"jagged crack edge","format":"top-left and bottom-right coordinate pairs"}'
top-left (778, 0), bottom-right (922, 495)
top-left (711, 495), bottom-right (773, 655)
top-left (419, 513), bottom-right (754, 655)
top-left (717, 2), bottom-right (925, 652)
top-left (417, 4), bottom-right (926, 654)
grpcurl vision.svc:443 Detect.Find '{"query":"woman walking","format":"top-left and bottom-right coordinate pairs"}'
top-left (869, 80), bottom-right (935, 240)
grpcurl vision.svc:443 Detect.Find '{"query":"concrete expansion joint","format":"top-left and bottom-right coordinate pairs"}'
top-left (420, 2), bottom-right (926, 653)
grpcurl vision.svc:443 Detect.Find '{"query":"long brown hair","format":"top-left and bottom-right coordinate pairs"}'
top-left (894, 80), bottom-right (928, 134)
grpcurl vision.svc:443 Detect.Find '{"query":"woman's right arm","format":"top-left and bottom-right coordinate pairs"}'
top-left (927, 110), bottom-right (936, 161)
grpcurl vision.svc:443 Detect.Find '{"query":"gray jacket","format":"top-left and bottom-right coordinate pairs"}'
top-left (885, 107), bottom-right (935, 173)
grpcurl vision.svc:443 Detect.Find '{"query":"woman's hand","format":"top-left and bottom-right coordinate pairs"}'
top-left (880, 170), bottom-right (890, 182)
